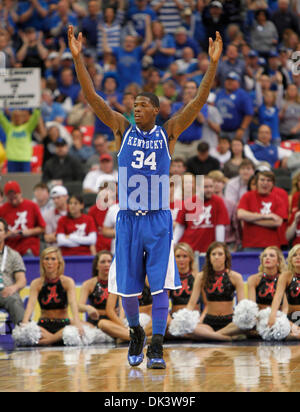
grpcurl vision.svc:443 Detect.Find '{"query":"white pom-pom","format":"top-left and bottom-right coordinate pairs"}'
top-left (12, 322), bottom-right (41, 347)
top-left (123, 313), bottom-right (151, 329)
top-left (233, 300), bottom-right (259, 330)
top-left (62, 325), bottom-right (82, 346)
top-left (93, 328), bottom-right (114, 344)
top-left (81, 325), bottom-right (114, 345)
top-left (257, 308), bottom-right (291, 341)
top-left (168, 309), bottom-right (200, 337)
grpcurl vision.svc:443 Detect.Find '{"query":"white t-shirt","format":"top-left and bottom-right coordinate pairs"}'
top-left (83, 170), bottom-right (118, 192)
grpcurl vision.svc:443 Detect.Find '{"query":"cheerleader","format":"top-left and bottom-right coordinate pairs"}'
top-left (56, 195), bottom-right (97, 256)
top-left (268, 245), bottom-right (300, 338)
top-left (167, 242), bottom-right (232, 341)
top-left (99, 279), bottom-right (153, 342)
top-left (186, 242), bottom-right (245, 331)
top-left (219, 246), bottom-right (289, 339)
top-left (13, 247), bottom-right (85, 346)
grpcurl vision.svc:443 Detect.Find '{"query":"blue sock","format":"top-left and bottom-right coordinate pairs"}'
top-left (122, 296), bottom-right (140, 328)
top-left (152, 290), bottom-right (169, 336)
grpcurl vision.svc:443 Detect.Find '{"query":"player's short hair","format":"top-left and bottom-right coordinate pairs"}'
top-left (136, 92), bottom-right (160, 108)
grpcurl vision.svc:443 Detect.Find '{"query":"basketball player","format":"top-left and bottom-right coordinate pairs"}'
top-left (68, 25), bottom-right (223, 369)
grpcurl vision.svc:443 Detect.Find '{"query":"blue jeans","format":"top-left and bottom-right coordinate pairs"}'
top-left (7, 161), bottom-right (31, 172)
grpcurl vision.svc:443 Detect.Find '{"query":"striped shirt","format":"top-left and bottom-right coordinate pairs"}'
top-left (152, 0), bottom-right (186, 34)
top-left (97, 10), bottom-right (125, 56)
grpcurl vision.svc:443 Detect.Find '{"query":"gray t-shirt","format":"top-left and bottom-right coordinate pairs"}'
top-left (280, 101), bottom-right (300, 136)
top-left (0, 246), bottom-right (26, 287)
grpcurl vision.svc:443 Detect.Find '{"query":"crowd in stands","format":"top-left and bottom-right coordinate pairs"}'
top-left (1, 0), bottom-right (300, 259)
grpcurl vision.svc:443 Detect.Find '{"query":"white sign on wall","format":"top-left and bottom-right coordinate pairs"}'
top-left (0, 68), bottom-right (41, 109)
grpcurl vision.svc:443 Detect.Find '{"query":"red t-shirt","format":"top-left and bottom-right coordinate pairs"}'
top-left (291, 191), bottom-right (300, 215)
top-left (272, 187), bottom-right (289, 246)
top-left (176, 195), bottom-right (230, 253)
top-left (288, 211), bottom-right (300, 246)
top-left (0, 199), bottom-right (46, 256)
top-left (238, 190), bottom-right (288, 248)
top-left (56, 214), bottom-right (97, 256)
top-left (88, 205), bottom-right (112, 252)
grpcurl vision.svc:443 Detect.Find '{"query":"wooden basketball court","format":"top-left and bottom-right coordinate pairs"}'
top-left (1, 337), bottom-right (300, 392)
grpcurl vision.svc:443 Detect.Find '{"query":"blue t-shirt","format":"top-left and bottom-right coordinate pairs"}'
top-left (250, 143), bottom-right (279, 167)
top-left (17, 1), bottom-right (48, 30)
top-left (215, 88), bottom-right (254, 132)
top-left (127, 6), bottom-right (157, 38)
top-left (112, 46), bottom-right (144, 91)
top-left (171, 102), bottom-right (208, 142)
top-left (258, 104), bottom-right (280, 141)
top-left (149, 34), bottom-right (176, 70)
top-left (81, 14), bottom-right (101, 48)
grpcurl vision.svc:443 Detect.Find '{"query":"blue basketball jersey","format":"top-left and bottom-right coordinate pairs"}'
top-left (118, 125), bottom-right (171, 211)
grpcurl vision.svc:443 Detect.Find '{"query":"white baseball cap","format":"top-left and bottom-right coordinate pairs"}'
top-left (50, 185), bottom-right (68, 198)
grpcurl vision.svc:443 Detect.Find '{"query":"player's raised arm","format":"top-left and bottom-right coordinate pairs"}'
top-left (68, 25), bottom-right (129, 149)
top-left (164, 32), bottom-right (223, 155)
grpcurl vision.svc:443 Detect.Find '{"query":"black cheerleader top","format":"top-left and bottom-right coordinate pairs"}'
top-left (138, 285), bottom-right (153, 307)
top-left (286, 274), bottom-right (300, 306)
top-left (256, 273), bottom-right (279, 306)
top-left (38, 277), bottom-right (68, 311)
top-left (205, 271), bottom-right (235, 302)
top-left (88, 278), bottom-right (109, 310)
top-left (170, 272), bottom-right (195, 306)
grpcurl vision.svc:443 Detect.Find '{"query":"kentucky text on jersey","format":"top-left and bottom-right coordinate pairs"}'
top-left (118, 125), bottom-right (171, 211)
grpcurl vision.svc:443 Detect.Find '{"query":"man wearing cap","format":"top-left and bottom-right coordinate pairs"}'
top-left (42, 137), bottom-right (84, 184)
top-left (0, 181), bottom-right (46, 256)
top-left (43, 185), bottom-right (69, 247)
top-left (83, 153), bottom-right (118, 193)
top-left (203, 1), bottom-right (227, 48)
top-left (215, 71), bottom-right (254, 141)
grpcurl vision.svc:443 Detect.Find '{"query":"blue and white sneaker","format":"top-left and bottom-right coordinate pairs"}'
top-left (146, 342), bottom-right (166, 369)
top-left (128, 326), bottom-right (146, 367)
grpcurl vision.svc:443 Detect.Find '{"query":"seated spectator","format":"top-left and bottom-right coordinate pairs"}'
top-left (237, 170), bottom-right (288, 251)
top-left (161, 79), bottom-right (178, 102)
top-left (250, 9), bottom-right (278, 57)
top-left (215, 72), bottom-right (254, 142)
top-left (156, 97), bottom-right (172, 126)
top-left (88, 182), bottom-right (118, 252)
top-left (33, 183), bottom-right (53, 218)
top-left (0, 218), bottom-right (26, 327)
top-left (68, 128), bottom-right (95, 164)
top-left (279, 84), bottom-right (300, 140)
top-left (262, 51), bottom-right (290, 90)
top-left (42, 124), bottom-right (71, 167)
top-left (16, 27), bottom-right (48, 74)
top-left (186, 54), bottom-right (209, 87)
top-left (56, 195), bottom-right (97, 256)
top-left (0, 108), bottom-right (40, 172)
top-left (58, 67), bottom-right (81, 105)
top-left (286, 200), bottom-right (300, 246)
top-left (143, 67), bottom-right (164, 95)
top-left (0, 181), bottom-right (46, 256)
top-left (145, 20), bottom-right (176, 70)
top-left (41, 88), bottom-right (66, 123)
top-left (223, 138), bottom-right (246, 179)
top-left (174, 46), bottom-right (197, 74)
top-left (208, 170), bottom-right (240, 251)
top-left (174, 175), bottom-right (230, 253)
top-left (43, 185), bottom-right (68, 248)
top-left (42, 137), bottom-right (84, 184)
top-left (224, 158), bottom-right (256, 205)
top-left (209, 136), bottom-right (232, 169)
top-left (67, 90), bottom-right (96, 127)
top-left (83, 153), bottom-right (118, 193)
top-left (186, 142), bottom-right (220, 176)
top-left (217, 43), bottom-right (246, 88)
top-left (244, 124), bottom-right (292, 168)
top-left (256, 71), bottom-right (284, 144)
top-left (86, 134), bottom-right (117, 173)
top-left (120, 92), bottom-right (135, 125)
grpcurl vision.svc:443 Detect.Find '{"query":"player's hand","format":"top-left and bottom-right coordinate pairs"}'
top-left (208, 31), bottom-right (223, 64)
top-left (68, 25), bottom-right (82, 58)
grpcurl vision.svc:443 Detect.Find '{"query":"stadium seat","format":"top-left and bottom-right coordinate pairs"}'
top-left (275, 176), bottom-right (292, 193)
top-left (83, 192), bottom-right (97, 211)
top-left (64, 181), bottom-right (83, 196)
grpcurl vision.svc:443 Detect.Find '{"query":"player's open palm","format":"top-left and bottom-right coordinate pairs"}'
top-left (208, 31), bottom-right (223, 64)
top-left (68, 25), bottom-right (82, 58)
